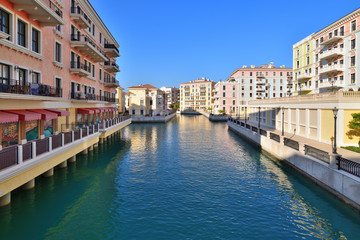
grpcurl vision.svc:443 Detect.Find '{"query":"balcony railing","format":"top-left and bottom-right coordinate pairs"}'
top-left (0, 79), bottom-right (62, 97)
top-left (70, 7), bottom-right (92, 29)
top-left (319, 64), bottom-right (344, 75)
top-left (320, 33), bottom-right (344, 46)
top-left (319, 47), bottom-right (344, 60)
top-left (104, 61), bottom-right (120, 72)
top-left (70, 91), bottom-right (117, 102)
top-left (70, 61), bottom-right (91, 76)
top-left (103, 77), bottom-right (119, 88)
top-left (70, 34), bottom-right (107, 62)
top-left (104, 44), bottom-right (120, 57)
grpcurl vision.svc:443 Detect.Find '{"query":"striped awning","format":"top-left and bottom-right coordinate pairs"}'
top-left (47, 109), bottom-right (70, 117)
top-left (4, 110), bottom-right (42, 121)
top-left (77, 108), bottom-right (95, 114)
top-left (29, 109), bottom-right (58, 120)
top-left (0, 111), bottom-right (19, 123)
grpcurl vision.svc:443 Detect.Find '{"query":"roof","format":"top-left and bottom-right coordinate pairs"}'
top-left (128, 84), bottom-right (158, 90)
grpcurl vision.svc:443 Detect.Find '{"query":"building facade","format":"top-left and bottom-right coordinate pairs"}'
top-left (179, 78), bottom-right (214, 111)
top-left (160, 86), bottom-right (179, 109)
top-left (212, 79), bottom-right (238, 114)
top-left (293, 34), bottom-right (315, 95)
top-left (293, 8), bottom-right (360, 94)
top-left (231, 63), bottom-right (293, 116)
top-left (0, 0), bottom-right (130, 206)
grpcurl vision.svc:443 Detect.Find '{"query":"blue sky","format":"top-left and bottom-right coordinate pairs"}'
top-left (90, 0), bottom-right (359, 90)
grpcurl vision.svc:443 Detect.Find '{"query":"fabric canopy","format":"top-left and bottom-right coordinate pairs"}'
top-left (78, 108), bottom-right (95, 114)
top-left (47, 109), bottom-right (70, 117)
top-left (0, 111), bottom-right (19, 123)
top-left (29, 109), bottom-right (58, 120)
top-left (4, 110), bottom-right (42, 121)
top-left (90, 108), bottom-right (101, 114)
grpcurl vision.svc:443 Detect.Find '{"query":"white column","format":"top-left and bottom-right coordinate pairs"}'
top-left (79, 128), bottom-right (83, 139)
top-left (71, 130), bottom-right (75, 142)
top-left (305, 108), bottom-right (309, 138)
top-left (317, 109), bottom-right (321, 142)
top-left (338, 109), bottom-right (344, 146)
top-left (31, 142), bottom-right (36, 159)
top-left (17, 145), bottom-right (23, 164)
top-left (48, 137), bottom-right (52, 152)
top-left (86, 126), bottom-right (89, 136)
top-left (61, 134), bottom-right (65, 146)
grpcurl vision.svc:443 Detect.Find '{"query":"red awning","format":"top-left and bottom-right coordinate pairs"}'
top-left (91, 108), bottom-right (101, 114)
top-left (29, 109), bottom-right (58, 120)
top-left (100, 107), bottom-right (110, 112)
top-left (78, 108), bottom-right (95, 114)
top-left (106, 107), bottom-right (118, 111)
top-left (0, 111), bottom-right (19, 123)
top-left (47, 109), bottom-right (70, 117)
top-left (4, 110), bottom-right (42, 121)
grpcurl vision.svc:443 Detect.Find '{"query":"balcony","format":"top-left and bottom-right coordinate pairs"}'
top-left (104, 44), bottom-right (120, 58)
top-left (256, 74), bottom-right (265, 78)
top-left (70, 61), bottom-right (91, 76)
top-left (70, 34), bottom-right (107, 62)
top-left (320, 34), bottom-right (344, 46)
top-left (70, 92), bottom-right (118, 102)
top-left (70, 7), bottom-right (92, 29)
top-left (0, 79), bottom-right (62, 97)
top-left (296, 72), bottom-right (312, 81)
top-left (104, 61), bottom-right (120, 72)
top-left (9, 0), bottom-right (65, 26)
top-left (319, 64), bottom-right (344, 75)
top-left (0, 31), bottom-right (10, 39)
top-left (319, 47), bottom-right (344, 60)
top-left (104, 78), bottom-right (119, 88)
top-left (318, 79), bottom-right (345, 90)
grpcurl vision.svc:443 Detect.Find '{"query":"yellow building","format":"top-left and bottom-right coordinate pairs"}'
top-left (180, 78), bottom-right (214, 111)
top-left (128, 84), bottom-right (153, 116)
top-left (116, 87), bottom-right (125, 114)
top-left (293, 34), bottom-right (315, 95)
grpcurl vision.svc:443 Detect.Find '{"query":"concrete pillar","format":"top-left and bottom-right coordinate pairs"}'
top-left (0, 193), bottom-right (11, 207)
top-left (79, 128), bottom-right (83, 139)
top-left (48, 137), bottom-right (52, 152)
top-left (61, 133), bottom-right (65, 146)
top-left (71, 130), bottom-right (75, 142)
top-left (17, 145), bottom-right (23, 164)
top-left (87, 126), bottom-right (89, 136)
top-left (31, 142), bottom-right (36, 159)
top-left (99, 138), bottom-right (104, 144)
top-left (22, 179), bottom-right (35, 190)
top-left (88, 145), bottom-right (94, 151)
top-left (94, 143), bottom-right (99, 148)
top-left (82, 148), bottom-right (88, 155)
top-left (299, 142), bottom-right (305, 155)
top-left (43, 168), bottom-right (54, 177)
top-left (329, 154), bottom-right (340, 169)
top-left (58, 160), bottom-right (67, 168)
top-left (68, 155), bottom-right (76, 163)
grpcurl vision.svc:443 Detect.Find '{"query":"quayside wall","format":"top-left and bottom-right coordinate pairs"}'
top-left (228, 120), bottom-right (360, 210)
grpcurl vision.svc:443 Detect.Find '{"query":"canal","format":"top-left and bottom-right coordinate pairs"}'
top-left (0, 115), bottom-right (360, 239)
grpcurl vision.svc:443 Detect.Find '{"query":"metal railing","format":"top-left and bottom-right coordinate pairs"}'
top-left (284, 137), bottom-right (299, 151)
top-left (251, 126), bottom-right (258, 132)
top-left (64, 132), bottom-right (72, 145)
top-left (52, 134), bottom-right (62, 150)
top-left (104, 61), bottom-right (119, 69)
top-left (0, 79), bottom-right (62, 97)
top-left (304, 145), bottom-right (329, 163)
top-left (70, 61), bottom-right (91, 72)
top-left (260, 129), bottom-right (267, 137)
top-left (104, 43), bottom-right (119, 53)
top-left (70, 34), bottom-right (106, 57)
top-left (70, 7), bottom-right (91, 25)
top-left (270, 133), bottom-right (280, 143)
top-left (36, 138), bottom-right (49, 156)
top-left (0, 147), bottom-right (17, 170)
top-left (45, 0), bottom-right (63, 18)
top-left (337, 156), bottom-right (360, 177)
top-left (22, 142), bottom-right (32, 161)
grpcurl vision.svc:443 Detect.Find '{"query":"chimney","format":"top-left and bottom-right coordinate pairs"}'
top-left (242, 65), bottom-right (247, 68)
top-left (251, 65), bottom-right (255, 68)
top-left (138, 83), bottom-right (142, 86)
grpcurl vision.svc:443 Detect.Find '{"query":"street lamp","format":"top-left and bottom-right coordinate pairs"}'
top-left (258, 106), bottom-right (261, 129)
top-left (332, 107), bottom-right (338, 154)
top-left (329, 78), bottom-right (337, 92)
top-left (281, 107), bottom-right (285, 136)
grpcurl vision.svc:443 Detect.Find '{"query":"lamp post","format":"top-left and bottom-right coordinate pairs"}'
top-left (332, 107), bottom-right (338, 154)
top-left (245, 106), bottom-right (247, 124)
top-left (258, 106), bottom-right (261, 129)
top-left (329, 78), bottom-right (337, 92)
top-left (281, 107), bottom-right (285, 136)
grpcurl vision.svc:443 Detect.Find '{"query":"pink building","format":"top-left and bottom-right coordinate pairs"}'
top-left (212, 78), bottom-right (238, 114)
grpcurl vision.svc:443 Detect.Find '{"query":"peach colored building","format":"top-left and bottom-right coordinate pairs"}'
top-left (212, 78), bottom-right (238, 114)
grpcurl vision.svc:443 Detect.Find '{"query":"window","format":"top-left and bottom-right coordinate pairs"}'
top-left (232, 85), bottom-right (235, 90)
top-left (0, 63), bottom-right (10, 84)
top-left (31, 72), bottom-right (40, 84)
top-left (55, 25), bottom-right (62, 33)
top-left (316, 54), bottom-right (318, 62)
top-left (32, 28), bottom-right (39, 53)
top-left (140, 110), bottom-right (144, 115)
top-left (280, 72), bottom-right (283, 76)
top-left (0, 8), bottom-right (10, 35)
top-left (296, 61), bottom-right (299, 68)
top-left (250, 72), bottom-right (252, 76)
top-left (296, 49), bottom-right (299, 57)
top-left (306, 56), bottom-right (310, 65)
top-left (99, 69), bottom-right (102, 80)
top-left (99, 32), bottom-right (102, 44)
top-left (351, 56), bottom-right (355, 67)
top-left (55, 42), bottom-right (62, 63)
top-left (17, 20), bottom-right (26, 47)
top-left (232, 100), bottom-right (235, 105)
top-left (340, 26), bottom-right (344, 36)
top-left (351, 73), bottom-right (355, 84)
top-left (351, 39), bottom-right (356, 49)
top-left (250, 79), bottom-right (252, 84)
top-left (132, 109), bottom-right (135, 115)
top-left (223, 92), bottom-right (225, 97)
top-left (273, 72), bottom-right (276, 76)
top-left (140, 99), bottom-right (144, 106)
top-left (316, 39), bottom-right (319, 48)
top-left (306, 44), bottom-right (310, 53)
top-left (351, 20), bottom-right (356, 32)
top-left (241, 72), bottom-right (244, 76)
top-left (233, 92), bottom-right (235, 97)
top-left (92, 64), bottom-right (95, 78)
top-left (223, 100), bottom-right (225, 105)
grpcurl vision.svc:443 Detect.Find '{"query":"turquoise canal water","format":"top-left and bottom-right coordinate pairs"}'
top-left (0, 115), bottom-right (360, 239)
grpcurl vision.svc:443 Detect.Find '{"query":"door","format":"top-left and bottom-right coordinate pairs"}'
top-left (18, 68), bottom-right (26, 85)
top-left (71, 82), bottom-right (75, 98)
